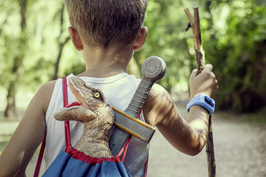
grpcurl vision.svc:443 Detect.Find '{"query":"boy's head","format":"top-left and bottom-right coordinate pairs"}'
top-left (65, 0), bottom-right (148, 48)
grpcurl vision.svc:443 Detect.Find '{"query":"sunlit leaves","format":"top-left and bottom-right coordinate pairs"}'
top-left (204, 0), bottom-right (266, 112)
top-left (0, 0), bottom-right (265, 113)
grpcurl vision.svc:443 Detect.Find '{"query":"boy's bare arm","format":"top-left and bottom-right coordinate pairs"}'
top-left (143, 64), bottom-right (218, 156)
top-left (0, 81), bottom-right (55, 177)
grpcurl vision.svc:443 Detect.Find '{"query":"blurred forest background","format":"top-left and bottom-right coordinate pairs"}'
top-left (0, 0), bottom-right (266, 118)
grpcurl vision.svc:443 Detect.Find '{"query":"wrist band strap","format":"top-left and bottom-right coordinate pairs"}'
top-left (187, 93), bottom-right (215, 115)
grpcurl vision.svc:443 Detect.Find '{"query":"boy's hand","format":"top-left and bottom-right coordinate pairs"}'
top-left (189, 64), bottom-right (218, 99)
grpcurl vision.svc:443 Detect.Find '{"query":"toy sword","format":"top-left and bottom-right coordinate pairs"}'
top-left (109, 56), bottom-right (167, 156)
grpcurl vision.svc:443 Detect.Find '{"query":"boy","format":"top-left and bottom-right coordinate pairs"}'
top-left (0, 0), bottom-right (218, 176)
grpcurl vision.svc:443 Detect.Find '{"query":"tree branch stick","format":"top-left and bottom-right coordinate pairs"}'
top-left (184, 7), bottom-right (205, 74)
top-left (184, 7), bottom-right (216, 177)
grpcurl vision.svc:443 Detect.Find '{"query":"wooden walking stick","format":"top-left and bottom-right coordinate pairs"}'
top-left (184, 7), bottom-right (216, 177)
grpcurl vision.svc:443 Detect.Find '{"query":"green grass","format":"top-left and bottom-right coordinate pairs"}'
top-left (241, 107), bottom-right (266, 126)
top-left (215, 107), bottom-right (266, 126)
top-left (0, 141), bottom-right (7, 152)
top-left (0, 121), bottom-right (19, 153)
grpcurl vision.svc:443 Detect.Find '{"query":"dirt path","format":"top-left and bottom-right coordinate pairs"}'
top-left (147, 104), bottom-right (266, 177)
top-left (1, 104), bottom-right (266, 177)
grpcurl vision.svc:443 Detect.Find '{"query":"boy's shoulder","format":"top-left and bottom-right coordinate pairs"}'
top-left (36, 80), bottom-right (56, 113)
top-left (143, 83), bottom-right (173, 126)
top-left (147, 83), bottom-right (169, 101)
top-left (38, 80), bottom-right (56, 96)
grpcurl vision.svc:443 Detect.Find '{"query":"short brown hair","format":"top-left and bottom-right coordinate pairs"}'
top-left (65, 0), bottom-right (148, 48)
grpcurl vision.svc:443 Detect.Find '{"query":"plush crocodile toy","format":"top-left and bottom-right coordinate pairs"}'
top-left (54, 76), bottom-right (114, 158)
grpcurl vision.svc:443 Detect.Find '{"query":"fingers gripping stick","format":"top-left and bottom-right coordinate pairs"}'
top-left (109, 56), bottom-right (166, 156)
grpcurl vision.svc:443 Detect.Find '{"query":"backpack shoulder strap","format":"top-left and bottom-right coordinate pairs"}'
top-left (34, 77), bottom-right (70, 177)
top-left (62, 76), bottom-right (72, 148)
top-left (33, 137), bottom-right (46, 177)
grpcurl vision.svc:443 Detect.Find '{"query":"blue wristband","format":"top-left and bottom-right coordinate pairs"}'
top-left (186, 94), bottom-right (215, 115)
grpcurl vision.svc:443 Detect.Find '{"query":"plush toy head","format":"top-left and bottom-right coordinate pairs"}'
top-left (54, 77), bottom-right (114, 123)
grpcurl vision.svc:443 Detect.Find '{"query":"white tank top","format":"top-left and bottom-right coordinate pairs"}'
top-left (44, 73), bottom-right (149, 176)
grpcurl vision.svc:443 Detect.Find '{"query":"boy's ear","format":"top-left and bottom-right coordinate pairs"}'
top-left (68, 27), bottom-right (83, 51)
top-left (133, 26), bottom-right (148, 51)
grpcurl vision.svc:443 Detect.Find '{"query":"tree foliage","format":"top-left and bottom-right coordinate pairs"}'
top-left (0, 0), bottom-right (265, 117)
top-left (137, 0), bottom-right (195, 91)
top-left (202, 0), bottom-right (266, 112)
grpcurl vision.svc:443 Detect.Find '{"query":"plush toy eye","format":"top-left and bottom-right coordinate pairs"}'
top-left (94, 92), bottom-right (101, 98)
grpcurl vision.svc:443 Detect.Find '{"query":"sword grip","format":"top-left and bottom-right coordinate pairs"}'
top-left (124, 79), bottom-right (153, 118)
top-left (125, 56), bottom-right (166, 118)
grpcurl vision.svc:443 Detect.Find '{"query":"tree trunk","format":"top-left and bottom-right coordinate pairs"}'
top-left (53, 4), bottom-right (70, 80)
top-left (4, 82), bottom-right (17, 117)
top-left (4, 0), bottom-right (27, 118)
top-left (53, 36), bottom-right (70, 80)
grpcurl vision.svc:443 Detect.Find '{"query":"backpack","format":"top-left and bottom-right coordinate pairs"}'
top-left (34, 76), bottom-right (132, 177)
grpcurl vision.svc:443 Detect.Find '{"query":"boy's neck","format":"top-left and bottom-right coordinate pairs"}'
top-left (78, 44), bottom-right (134, 78)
